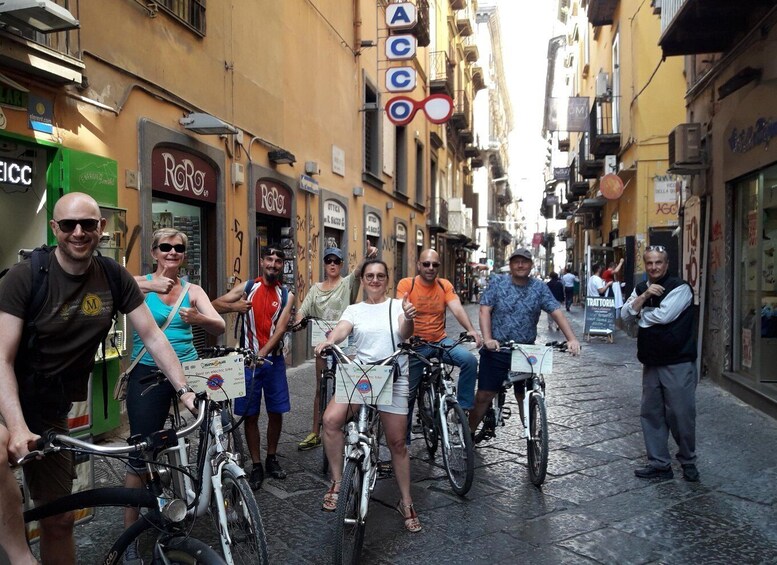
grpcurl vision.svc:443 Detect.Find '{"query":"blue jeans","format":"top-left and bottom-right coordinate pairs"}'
top-left (406, 337), bottom-right (479, 441)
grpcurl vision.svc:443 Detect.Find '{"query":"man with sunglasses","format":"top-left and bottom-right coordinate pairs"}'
top-left (213, 245), bottom-right (295, 489)
top-left (0, 192), bottom-right (196, 564)
top-left (621, 245), bottom-right (699, 482)
top-left (293, 242), bottom-right (377, 451)
top-left (396, 249), bottom-right (483, 441)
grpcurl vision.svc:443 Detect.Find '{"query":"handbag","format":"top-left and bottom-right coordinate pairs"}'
top-left (114, 282), bottom-right (191, 401)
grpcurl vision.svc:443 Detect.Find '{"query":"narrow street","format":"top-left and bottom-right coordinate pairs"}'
top-left (52, 300), bottom-right (777, 564)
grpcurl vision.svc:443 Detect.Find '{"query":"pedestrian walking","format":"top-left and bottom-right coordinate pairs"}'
top-left (621, 245), bottom-right (699, 482)
top-left (561, 267), bottom-right (578, 311)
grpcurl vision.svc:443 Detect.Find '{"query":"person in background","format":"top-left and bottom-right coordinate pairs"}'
top-left (0, 193), bottom-right (195, 565)
top-left (396, 249), bottom-right (482, 443)
top-left (621, 246), bottom-right (699, 482)
top-left (587, 262), bottom-right (612, 297)
top-left (123, 228), bottom-right (225, 563)
top-left (602, 258), bottom-right (624, 286)
top-left (315, 260), bottom-right (421, 533)
top-left (561, 267), bottom-right (578, 311)
top-left (293, 242), bottom-right (377, 451)
top-left (212, 246), bottom-right (295, 490)
top-left (546, 272), bottom-right (565, 331)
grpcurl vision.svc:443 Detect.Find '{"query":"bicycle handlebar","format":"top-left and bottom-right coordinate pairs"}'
top-left (499, 340), bottom-right (570, 352)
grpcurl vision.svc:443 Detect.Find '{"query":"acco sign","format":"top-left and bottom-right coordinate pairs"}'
top-left (151, 146), bottom-right (217, 204)
top-left (385, 3), bottom-right (417, 94)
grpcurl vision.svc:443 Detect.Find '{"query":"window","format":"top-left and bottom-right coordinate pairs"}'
top-left (158, 0), bottom-right (206, 36)
top-left (395, 126), bottom-right (407, 196)
top-left (363, 81), bottom-right (382, 184)
top-left (415, 141), bottom-right (424, 205)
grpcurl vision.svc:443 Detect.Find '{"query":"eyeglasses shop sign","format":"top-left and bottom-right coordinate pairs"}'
top-left (0, 156), bottom-right (33, 187)
top-left (366, 213), bottom-right (381, 238)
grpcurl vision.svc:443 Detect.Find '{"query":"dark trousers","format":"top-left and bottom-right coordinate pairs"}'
top-left (564, 286), bottom-right (574, 310)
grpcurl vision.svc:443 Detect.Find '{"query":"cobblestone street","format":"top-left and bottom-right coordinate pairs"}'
top-left (17, 302), bottom-right (777, 564)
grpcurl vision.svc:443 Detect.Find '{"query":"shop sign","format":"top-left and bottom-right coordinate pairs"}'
top-left (0, 156), bottom-right (33, 187)
top-left (298, 173), bottom-right (319, 195)
top-left (396, 223), bottom-right (407, 243)
top-left (386, 3), bottom-right (417, 30)
top-left (366, 212), bottom-right (381, 238)
top-left (256, 179), bottom-right (292, 219)
top-left (654, 176), bottom-right (677, 203)
top-left (0, 85), bottom-right (28, 109)
top-left (151, 146), bottom-right (217, 204)
top-left (553, 167), bottom-right (569, 180)
top-left (532, 232), bottom-right (543, 246)
top-left (386, 35), bottom-right (417, 60)
top-left (728, 117), bottom-right (777, 154)
top-left (331, 145), bottom-right (345, 177)
top-left (324, 199), bottom-right (346, 229)
top-left (416, 228), bottom-right (424, 247)
top-left (28, 94), bottom-right (53, 134)
top-left (600, 173), bottom-right (624, 200)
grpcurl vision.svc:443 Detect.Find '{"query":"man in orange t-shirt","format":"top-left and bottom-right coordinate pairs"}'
top-left (396, 249), bottom-right (482, 442)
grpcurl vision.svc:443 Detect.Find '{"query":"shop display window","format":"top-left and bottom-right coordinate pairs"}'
top-left (152, 198), bottom-right (202, 286)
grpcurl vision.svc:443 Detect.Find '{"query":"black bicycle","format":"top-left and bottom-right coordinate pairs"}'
top-left (412, 333), bottom-right (476, 496)
top-left (18, 397), bottom-right (227, 564)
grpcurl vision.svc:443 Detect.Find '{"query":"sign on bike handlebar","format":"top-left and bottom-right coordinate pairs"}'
top-left (182, 355), bottom-right (247, 399)
top-left (335, 364), bottom-right (394, 405)
top-left (510, 345), bottom-right (553, 374)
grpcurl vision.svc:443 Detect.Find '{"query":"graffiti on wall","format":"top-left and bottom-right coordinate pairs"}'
top-left (231, 218), bottom-right (244, 287)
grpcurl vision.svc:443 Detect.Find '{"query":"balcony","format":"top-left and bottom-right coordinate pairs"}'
top-left (464, 143), bottom-right (480, 158)
top-left (429, 51), bottom-right (454, 97)
top-left (456, 5), bottom-right (475, 37)
top-left (412, 0), bottom-right (430, 47)
top-left (450, 0), bottom-right (465, 9)
top-left (462, 35), bottom-right (479, 62)
top-left (428, 197), bottom-right (449, 232)
top-left (589, 97), bottom-right (621, 158)
top-left (587, 0), bottom-right (617, 26)
top-left (658, 0), bottom-right (774, 57)
top-left (567, 160), bottom-right (590, 202)
top-left (577, 134), bottom-right (603, 179)
top-left (447, 198), bottom-right (474, 240)
top-left (451, 90), bottom-right (471, 130)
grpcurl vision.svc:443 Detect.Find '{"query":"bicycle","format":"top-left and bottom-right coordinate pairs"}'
top-left (18, 399), bottom-right (227, 564)
top-left (290, 315), bottom-right (340, 475)
top-left (412, 332), bottom-right (476, 496)
top-left (319, 341), bottom-right (409, 565)
top-left (474, 341), bottom-right (569, 486)
top-left (140, 346), bottom-right (269, 565)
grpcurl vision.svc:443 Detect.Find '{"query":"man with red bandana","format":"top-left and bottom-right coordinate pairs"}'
top-left (213, 246), bottom-right (295, 489)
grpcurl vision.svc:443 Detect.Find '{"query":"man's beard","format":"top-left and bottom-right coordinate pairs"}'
top-left (264, 270), bottom-right (279, 283)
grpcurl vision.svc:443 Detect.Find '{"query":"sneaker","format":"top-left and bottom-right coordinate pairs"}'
top-left (681, 463), bottom-right (700, 482)
top-left (634, 465), bottom-right (673, 480)
top-left (249, 463), bottom-right (264, 490)
top-left (123, 539), bottom-right (144, 564)
top-left (265, 455), bottom-right (287, 479)
top-left (298, 433), bottom-right (322, 451)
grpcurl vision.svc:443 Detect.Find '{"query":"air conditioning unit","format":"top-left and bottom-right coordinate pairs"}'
top-left (668, 123), bottom-right (705, 172)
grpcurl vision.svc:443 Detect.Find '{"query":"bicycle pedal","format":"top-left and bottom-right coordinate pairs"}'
top-left (502, 407), bottom-right (512, 419)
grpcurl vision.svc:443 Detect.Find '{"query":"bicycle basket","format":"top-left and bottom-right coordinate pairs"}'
top-left (335, 363), bottom-right (394, 405)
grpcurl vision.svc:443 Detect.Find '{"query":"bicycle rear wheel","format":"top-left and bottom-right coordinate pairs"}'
top-left (333, 459), bottom-right (367, 565)
top-left (440, 401), bottom-right (474, 496)
top-left (527, 394), bottom-right (549, 486)
top-left (319, 371), bottom-right (335, 476)
top-left (152, 536), bottom-right (226, 564)
top-left (211, 468), bottom-right (269, 565)
top-left (416, 383), bottom-right (438, 456)
top-left (473, 406), bottom-right (496, 444)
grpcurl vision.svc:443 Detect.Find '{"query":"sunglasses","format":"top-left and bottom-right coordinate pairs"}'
top-left (324, 257), bottom-right (342, 265)
top-left (385, 94), bottom-right (454, 126)
top-left (646, 245), bottom-right (667, 253)
top-left (54, 218), bottom-right (100, 233)
top-left (364, 273), bottom-right (387, 281)
top-left (155, 243), bottom-right (186, 253)
top-left (421, 261), bottom-right (440, 268)
top-left (262, 247), bottom-right (286, 259)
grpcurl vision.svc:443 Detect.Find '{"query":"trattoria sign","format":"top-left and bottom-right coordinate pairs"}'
top-left (151, 146), bottom-right (217, 204)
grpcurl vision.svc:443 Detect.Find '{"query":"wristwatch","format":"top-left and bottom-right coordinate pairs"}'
top-left (176, 384), bottom-right (194, 399)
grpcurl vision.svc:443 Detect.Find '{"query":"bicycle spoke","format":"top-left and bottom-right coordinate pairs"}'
top-left (441, 402), bottom-right (474, 496)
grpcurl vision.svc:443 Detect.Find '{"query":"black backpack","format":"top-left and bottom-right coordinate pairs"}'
top-left (1, 245), bottom-right (124, 419)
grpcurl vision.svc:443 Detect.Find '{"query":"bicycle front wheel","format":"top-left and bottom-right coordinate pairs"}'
top-left (440, 401), bottom-right (474, 496)
top-left (152, 536), bottom-right (226, 564)
top-left (416, 384), bottom-right (438, 456)
top-left (527, 394), bottom-right (549, 486)
top-left (333, 459), bottom-right (367, 565)
top-left (211, 468), bottom-right (269, 565)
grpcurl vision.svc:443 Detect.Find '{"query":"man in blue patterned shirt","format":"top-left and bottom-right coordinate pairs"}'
top-left (469, 248), bottom-right (581, 431)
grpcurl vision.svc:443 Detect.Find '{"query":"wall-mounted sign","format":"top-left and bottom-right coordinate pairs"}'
top-left (331, 145), bottom-right (345, 177)
top-left (299, 173), bottom-right (319, 194)
top-left (553, 167), bottom-right (570, 180)
top-left (386, 2), bottom-right (417, 30)
top-left (324, 199), bottom-right (346, 230)
top-left (654, 176), bottom-right (677, 203)
top-left (385, 94), bottom-right (453, 126)
top-left (28, 94), bottom-right (53, 134)
top-left (416, 228), bottom-right (424, 247)
top-left (0, 85), bottom-right (28, 109)
top-left (396, 223), bottom-right (407, 243)
top-left (386, 67), bottom-right (417, 93)
top-left (366, 212), bottom-right (381, 238)
top-left (0, 156), bottom-right (33, 187)
top-left (151, 146), bottom-right (217, 203)
top-left (256, 179), bottom-right (292, 219)
top-left (728, 117), bottom-right (777, 154)
top-left (386, 35), bottom-right (417, 60)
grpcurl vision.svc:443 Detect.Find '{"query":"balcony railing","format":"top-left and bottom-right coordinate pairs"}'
top-left (451, 90), bottom-right (471, 130)
top-left (589, 97), bottom-right (621, 158)
top-left (456, 5), bottom-right (475, 37)
top-left (462, 35), bottom-right (479, 62)
top-left (577, 134), bottom-right (603, 179)
top-left (588, 0), bottom-right (617, 26)
top-left (429, 51), bottom-right (454, 97)
top-left (428, 197), bottom-right (449, 231)
top-left (448, 199), bottom-right (474, 239)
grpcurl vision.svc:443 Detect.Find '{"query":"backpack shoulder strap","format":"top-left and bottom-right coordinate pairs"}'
top-left (94, 255), bottom-right (124, 316)
top-left (28, 245), bottom-right (55, 320)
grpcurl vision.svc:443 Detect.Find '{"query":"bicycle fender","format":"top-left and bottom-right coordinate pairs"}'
top-left (223, 461), bottom-right (245, 478)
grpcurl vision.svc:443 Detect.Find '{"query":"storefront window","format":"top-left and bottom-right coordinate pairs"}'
top-left (735, 165), bottom-right (777, 382)
top-left (152, 198), bottom-right (203, 285)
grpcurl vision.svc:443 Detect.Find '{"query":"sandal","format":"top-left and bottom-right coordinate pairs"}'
top-left (396, 501), bottom-right (422, 533)
top-left (322, 481), bottom-right (340, 512)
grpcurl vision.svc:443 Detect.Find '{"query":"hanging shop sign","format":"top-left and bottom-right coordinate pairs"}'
top-left (151, 146), bottom-right (217, 204)
top-left (386, 3), bottom-right (417, 30)
top-left (256, 179), bottom-right (291, 219)
top-left (386, 67), bottom-right (417, 93)
top-left (366, 212), bottom-right (381, 238)
top-left (0, 156), bottom-right (33, 187)
top-left (386, 35), bottom-right (417, 60)
top-left (600, 173), bottom-right (624, 200)
top-left (386, 94), bottom-right (454, 127)
top-left (323, 199), bottom-right (346, 229)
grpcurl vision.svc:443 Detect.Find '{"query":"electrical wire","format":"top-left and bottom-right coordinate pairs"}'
top-left (630, 58), bottom-right (664, 109)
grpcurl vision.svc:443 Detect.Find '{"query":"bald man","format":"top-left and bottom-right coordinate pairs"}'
top-left (0, 192), bottom-right (195, 564)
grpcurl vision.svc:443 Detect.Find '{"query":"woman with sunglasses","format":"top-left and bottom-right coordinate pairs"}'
top-left (293, 242), bottom-right (377, 451)
top-left (314, 259), bottom-right (422, 533)
top-left (121, 228), bottom-right (225, 563)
